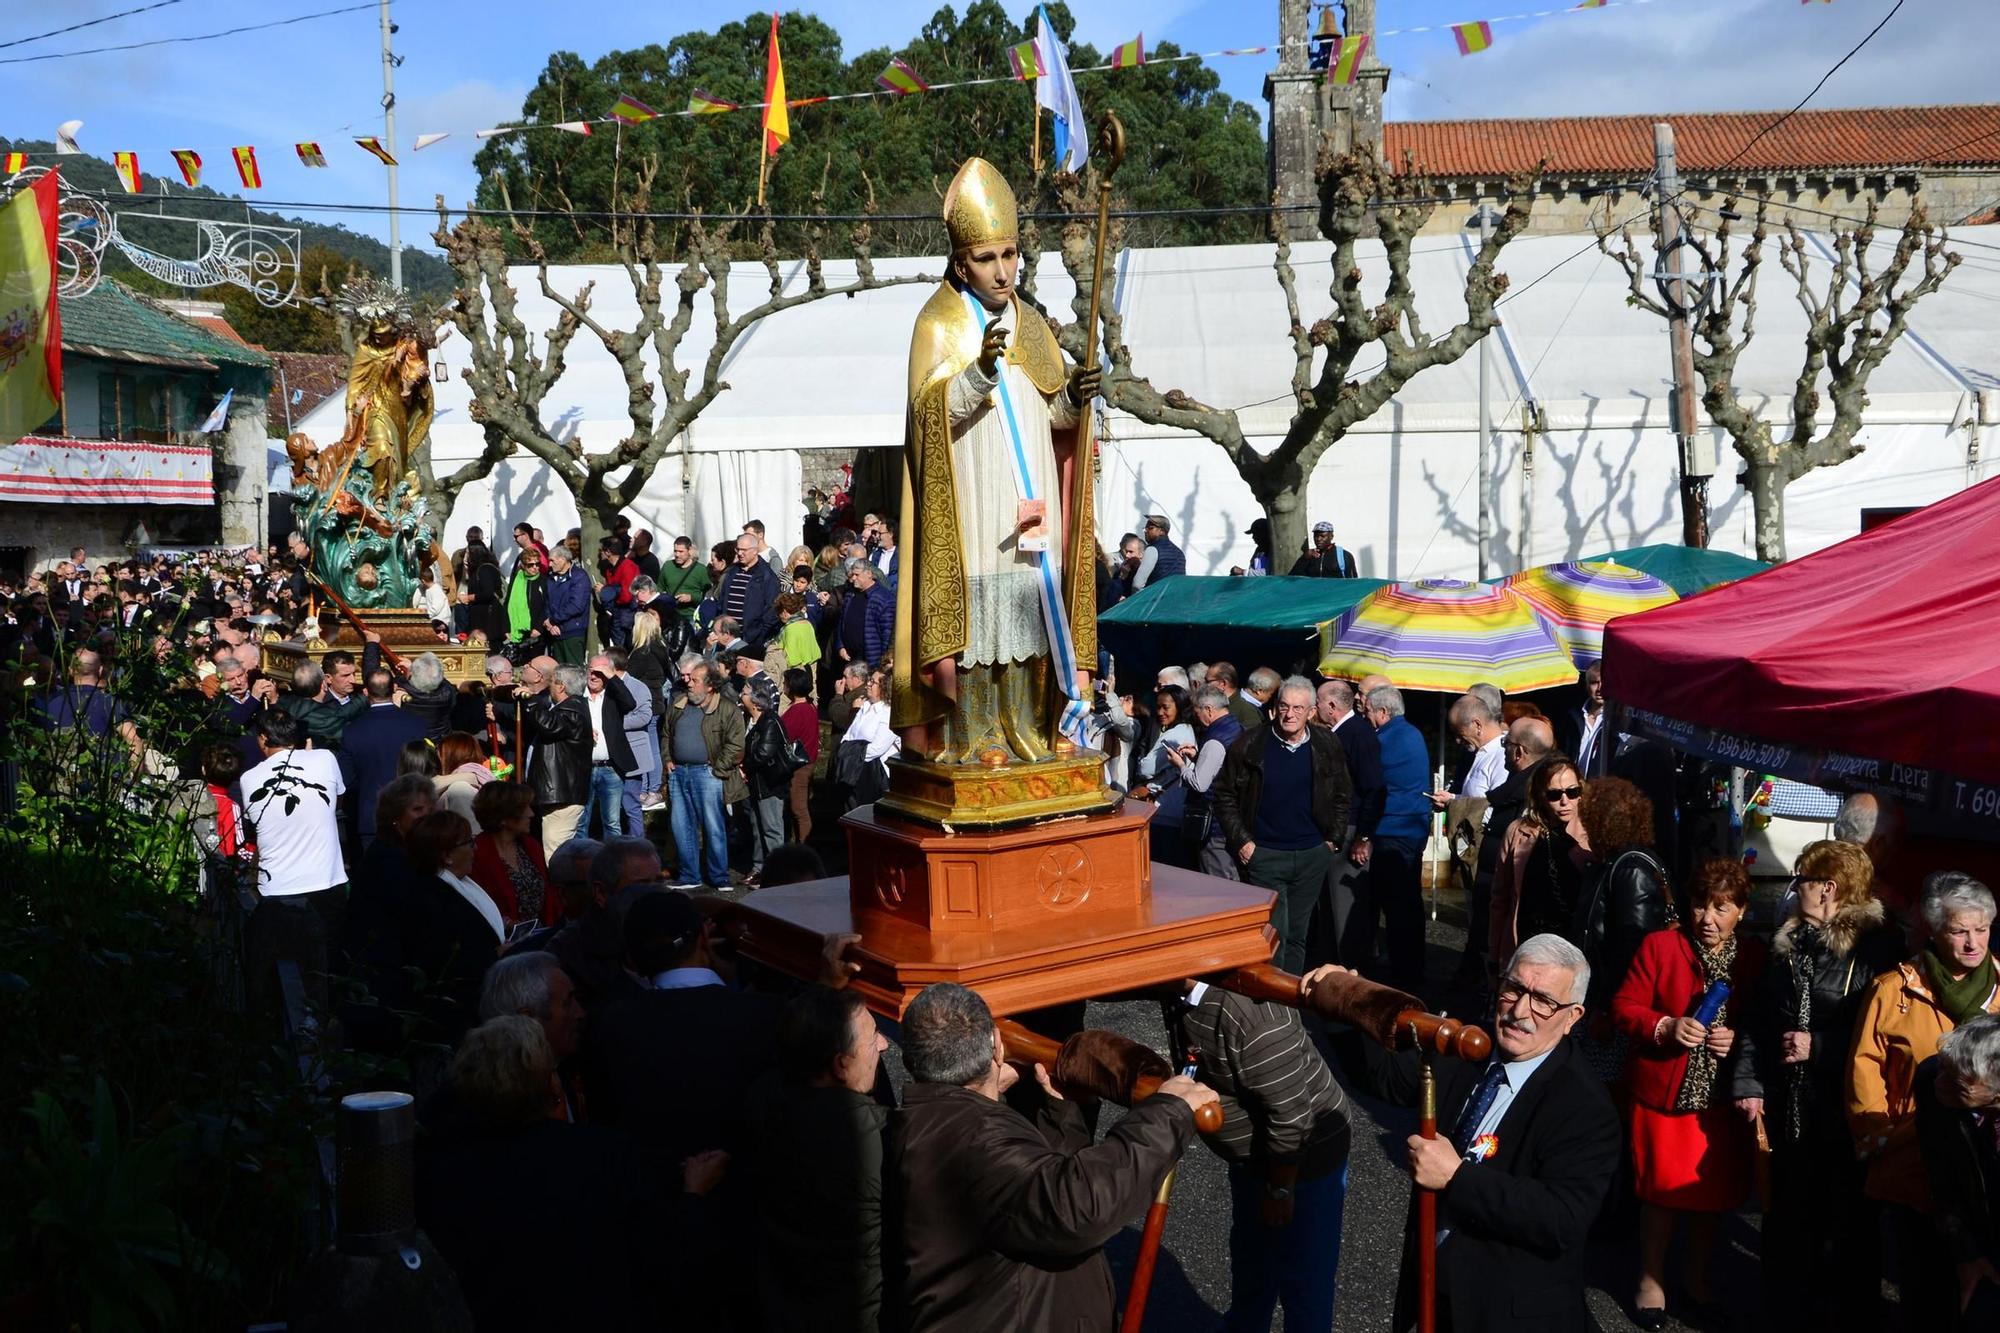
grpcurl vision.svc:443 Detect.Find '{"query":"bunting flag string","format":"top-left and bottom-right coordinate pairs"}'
top-left (10, 0), bottom-right (1707, 175)
top-left (3, 152), bottom-right (23, 177)
top-left (170, 149), bottom-right (201, 187)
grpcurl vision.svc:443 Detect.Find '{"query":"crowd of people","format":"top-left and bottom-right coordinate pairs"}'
top-left (11, 518), bottom-right (1998, 1333)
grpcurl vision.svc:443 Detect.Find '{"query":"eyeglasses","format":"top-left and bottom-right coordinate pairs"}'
top-left (1496, 977), bottom-right (1577, 1020)
top-left (1546, 785), bottom-right (1583, 801)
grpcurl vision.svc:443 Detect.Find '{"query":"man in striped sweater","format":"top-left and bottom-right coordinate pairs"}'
top-left (1168, 977), bottom-right (1354, 1332)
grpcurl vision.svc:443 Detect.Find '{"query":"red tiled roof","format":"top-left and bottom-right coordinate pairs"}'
top-left (1384, 104), bottom-right (2000, 178)
top-left (186, 313), bottom-right (254, 347)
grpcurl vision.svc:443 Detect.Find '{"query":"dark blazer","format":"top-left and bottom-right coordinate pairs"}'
top-left (404, 874), bottom-right (504, 1044)
top-left (884, 1084), bottom-right (1195, 1333)
top-left (747, 1076), bottom-right (890, 1333)
top-left (713, 558), bottom-right (782, 652)
top-left (1331, 711), bottom-right (1385, 840)
top-left (1348, 1035), bottom-right (1621, 1333)
top-left (591, 676), bottom-right (642, 777)
top-left (416, 1117), bottom-right (669, 1333)
top-left (340, 701), bottom-right (429, 837)
top-left (1211, 725), bottom-right (1353, 854)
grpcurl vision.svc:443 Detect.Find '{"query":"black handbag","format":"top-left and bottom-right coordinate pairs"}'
top-left (832, 738), bottom-right (868, 788)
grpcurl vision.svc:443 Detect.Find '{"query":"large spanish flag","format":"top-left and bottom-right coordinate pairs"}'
top-left (0, 170), bottom-right (63, 447)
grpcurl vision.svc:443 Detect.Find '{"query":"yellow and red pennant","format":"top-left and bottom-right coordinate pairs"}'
top-left (686, 89), bottom-right (736, 115)
top-left (114, 152), bottom-right (143, 193)
top-left (1111, 35), bottom-right (1145, 69)
top-left (762, 14), bottom-right (790, 158)
top-left (1328, 33), bottom-right (1370, 85)
top-left (1008, 39), bottom-right (1046, 81)
top-left (296, 142), bottom-right (327, 168)
top-left (233, 146), bottom-right (261, 188)
top-left (354, 136), bottom-right (397, 166)
top-left (4, 152), bottom-right (25, 177)
top-left (1453, 21), bottom-right (1495, 55)
top-left (0, 169), bottom-right (64, 448)
top-left (170, 150), bottom-right (202, 187)
top-left (609, 93), bottom-right (658, 125)
top-left (875, 58), bottom-right (927, 96)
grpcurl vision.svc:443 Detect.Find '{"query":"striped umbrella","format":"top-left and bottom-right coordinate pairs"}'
top-left (1502, 561), bottom-right (1679, 667)
top-left (1316, 579), bottom-right (1578, 692)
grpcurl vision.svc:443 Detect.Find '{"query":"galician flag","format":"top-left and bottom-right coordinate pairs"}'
top-left (762, 13), bottom-right (790, 158)
top-left (1033, 5), bottom-right (1089, 172)
top-left (198, 388), bottom-right (234, 434)
top-left (0, 169), bottom-right (64, 448)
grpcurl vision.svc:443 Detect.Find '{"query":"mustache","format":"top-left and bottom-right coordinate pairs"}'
top-left (1499, 1013), bottom-right (1538, 1036)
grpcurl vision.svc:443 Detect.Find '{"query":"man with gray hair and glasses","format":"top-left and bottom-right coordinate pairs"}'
top-left (478, 951), bottom-right (587, 1119)
top-left (1306, 933), bottom-right (1620, 1331)
top-left (1212, 675), bottom-right (1353, 974)
top-left (884, 982), bottom-right (1217, 1331)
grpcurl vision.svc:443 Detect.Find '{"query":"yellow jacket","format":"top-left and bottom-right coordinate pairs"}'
top-left (1846, 956), bottom-right (2000, 1210)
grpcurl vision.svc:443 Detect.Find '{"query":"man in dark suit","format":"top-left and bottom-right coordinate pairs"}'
top-left (1311, 934), bottom-right (1621, 1333)
top-left (1314, 678), bottom-right (1385, 969)
top-left (1556, 663), bottom-right (1612, 778)
top-left (339, 667), bottom-right (429, 845)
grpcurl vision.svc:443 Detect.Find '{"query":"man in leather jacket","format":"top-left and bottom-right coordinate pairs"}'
top-left (524, 662), bottom-right (592, 852)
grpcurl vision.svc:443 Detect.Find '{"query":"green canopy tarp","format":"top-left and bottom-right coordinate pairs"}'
top-left (1580, 544), bottom-right (1769, 597)
top-left (1098, 575), bottom-right (1387, 680)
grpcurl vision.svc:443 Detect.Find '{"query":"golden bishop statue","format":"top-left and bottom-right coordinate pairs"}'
top-left (890, 157), bottom-right (1102, 777)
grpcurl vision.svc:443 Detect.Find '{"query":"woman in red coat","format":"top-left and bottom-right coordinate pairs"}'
top-left (468, 780), bottom-right (552, 928)
top-left (1612, 858), bottom-right (1766, 1329)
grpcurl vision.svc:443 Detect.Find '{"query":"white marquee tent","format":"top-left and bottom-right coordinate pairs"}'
top-left (284, 227), bottom-right (2000, 577)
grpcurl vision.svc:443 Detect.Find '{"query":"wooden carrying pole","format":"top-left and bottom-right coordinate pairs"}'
top-left (1118, 1166), bottom-right (1176, 1333)
top-left (993, 1018), bottom-right (1223, 1134)
top-left (307, 573), bottom-right (407, 672)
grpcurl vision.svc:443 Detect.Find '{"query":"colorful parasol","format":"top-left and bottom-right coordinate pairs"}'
top-left (1579, 543), bottom-right (1768, 597)
top-left (1502, 561), bottom-right (1680, 668)
top-left (1317, 579), bottom-right (1578, 692)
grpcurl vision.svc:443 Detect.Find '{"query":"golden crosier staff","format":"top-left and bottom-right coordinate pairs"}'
top-left (1053, 111), bottom-right (1125, 750)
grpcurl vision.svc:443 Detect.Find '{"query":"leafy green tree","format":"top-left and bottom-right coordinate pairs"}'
top-left (216, 245), bottom-right (347, 352)
top-left (470, 4), bottom-right (1267, 260)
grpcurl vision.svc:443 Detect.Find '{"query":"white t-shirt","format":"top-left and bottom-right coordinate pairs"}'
top-left (240, 747), bottom-right (347, 897)
top-left (587, 689), bottom-right (610, 762)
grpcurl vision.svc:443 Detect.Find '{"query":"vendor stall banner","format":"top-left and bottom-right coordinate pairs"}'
top-left (0, 437), bottom-right (211, 505)
top-left (0, 171), bottom-right (63, 450)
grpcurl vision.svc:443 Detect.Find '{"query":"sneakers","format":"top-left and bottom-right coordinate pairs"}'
top-left (641, 792), bottom-right (667, 810)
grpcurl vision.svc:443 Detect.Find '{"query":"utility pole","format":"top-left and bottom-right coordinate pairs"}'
top-left (1654, 122), bottom-right (1708, 547)
top-left (1467, 203), bottom-right (1499, 580)
top-left (378, 0), bottom-right (402, 290)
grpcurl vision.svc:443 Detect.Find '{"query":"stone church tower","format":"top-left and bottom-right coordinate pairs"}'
top-left (1266, 0), bottom-right (1389, 240)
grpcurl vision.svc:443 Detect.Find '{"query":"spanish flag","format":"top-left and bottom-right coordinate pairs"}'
top-left (4, 152), bottom-right (25, 177)
top-left (296, 142), bottom-right (327, 168)
top-left (1329, 33), bottom-right (1370, 86)
top-left (1111, 35), bottom-right (1145, 69)
top-left (171, 150), bottom-right (202, 187)
top-left (233, 146), bottom-right (262, 188)
top-left (610, 93), bottom-right (658, 125)
top-left (687, 89), bottom-right (737, 116)
top-left (355, 136), bottom-right (398, 166)
top-left (762, 13), bottom-right (789, 158)
top-left (0, 169), bottom-right (63, 448)
top-left (1008, 39), bottom-right (1045, 81)
top-left (114, 152), bottom-right (143, 193)
top-left (1453, 21), bottom-right (1494, 56)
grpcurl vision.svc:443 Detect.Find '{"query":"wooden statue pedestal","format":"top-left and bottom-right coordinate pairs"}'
top-left (728, 801), bottom-right (1278, 1018)
top-left (259, 609), bottom-right (488, 684)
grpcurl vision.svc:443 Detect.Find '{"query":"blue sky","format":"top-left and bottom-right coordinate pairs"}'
top-left (3, 0), bottom-right (1987, 254)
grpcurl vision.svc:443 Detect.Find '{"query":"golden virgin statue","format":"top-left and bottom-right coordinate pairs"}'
top-left (890, 157), bottom-right (1102, 771)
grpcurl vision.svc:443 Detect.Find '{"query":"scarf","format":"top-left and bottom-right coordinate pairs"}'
top-left (1674, 932), bottom-right (1738, 1113)
top-left (1924, 945), bottom-right (1998, 1026)
top-left (506, 571), bottom-right (537, 642)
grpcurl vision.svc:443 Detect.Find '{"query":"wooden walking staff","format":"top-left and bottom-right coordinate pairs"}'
top-left (1211, 962), bottom-right (1490, 1333)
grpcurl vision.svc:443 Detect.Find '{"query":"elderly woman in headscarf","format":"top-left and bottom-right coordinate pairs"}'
top-left (1732, 839), bottom-right (1903, 1333)
top-left (1848, 871), bottom-right (2000, 1332)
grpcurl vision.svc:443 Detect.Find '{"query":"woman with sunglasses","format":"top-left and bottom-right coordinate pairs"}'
top-left (1733, 839), bottom-right (1903, 1333)
top-left (1613, 858), bottom-right (1766, 1328)
top-left (1488, 756), bottom-right (1592, 963)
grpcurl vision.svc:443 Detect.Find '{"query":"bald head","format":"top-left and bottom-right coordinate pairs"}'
top-left (1358, 673), bottom-right (1392, 698)
top-left (1507, 716), bottom-right (1555, 772)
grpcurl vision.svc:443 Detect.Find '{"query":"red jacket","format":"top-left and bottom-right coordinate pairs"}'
top-left (1612, 927), bottom-right (1766, 1113)
top-left (469, 831), bottom-right (554, 927)
top-left (602, 556), bottom-right (640, 606)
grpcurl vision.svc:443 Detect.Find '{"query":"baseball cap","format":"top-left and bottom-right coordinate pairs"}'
top-left (1313, 521), bottom-right (1335, 534)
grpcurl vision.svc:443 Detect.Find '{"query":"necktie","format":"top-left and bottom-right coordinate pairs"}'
top-left (1452, 1061), bottom-right (1509, 1150)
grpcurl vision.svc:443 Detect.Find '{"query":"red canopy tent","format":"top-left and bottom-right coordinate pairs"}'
top-left (1601, 474), bottom-right (2000, 801)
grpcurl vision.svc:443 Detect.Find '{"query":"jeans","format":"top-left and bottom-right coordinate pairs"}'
top-left (244, 883), bottom-right (348, 1025)
top-left (1243, 843), bottom-right (1335, 976)
top-left (585, 764), bottom-right (624, 838)
top-left (749, 793), bottom-right (784, 874)
top-left (1223, 1161), bottom-right (1347, 1332)
top-left (669, 763), bottom-right (729, 887)
top-left (621, 773), bottom-right (647, 835)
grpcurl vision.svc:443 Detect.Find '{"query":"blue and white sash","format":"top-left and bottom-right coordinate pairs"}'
top-left (961, 290), bottom-right (1091, 747)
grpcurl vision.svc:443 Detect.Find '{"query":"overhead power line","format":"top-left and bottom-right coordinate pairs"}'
top-left (1708, 0), bottom-right (1907, 176)
top-left (0, 0), bottom-right (187, 52)
top-left (0, 1), bottom-right (381, 66)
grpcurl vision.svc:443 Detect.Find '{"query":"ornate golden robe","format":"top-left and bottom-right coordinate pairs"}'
top-left (891, 281), bottom-right (1098, 731)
